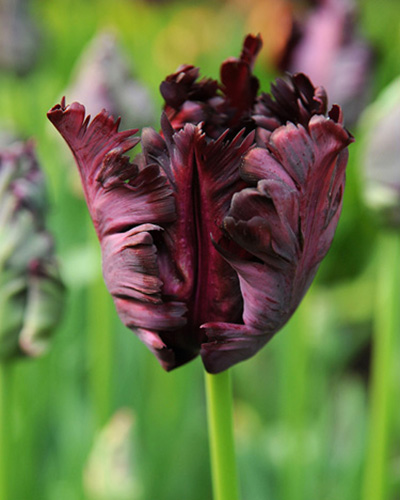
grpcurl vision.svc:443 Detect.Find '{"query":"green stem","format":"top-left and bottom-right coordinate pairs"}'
top-left (362, 231), bottom-right (400, 500)
top-left (205, 370), bottom-right (240, 500)
top-left (0, 363), bottom-right (12, 500)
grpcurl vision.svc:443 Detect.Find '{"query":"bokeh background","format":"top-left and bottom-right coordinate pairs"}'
top-left (1, 0), bottom-right (400, 499)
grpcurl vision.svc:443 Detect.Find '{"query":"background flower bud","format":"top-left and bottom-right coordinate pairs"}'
top-left (279, 0), bottom-right (374, 126)
top-left (359, 76), bottom-right (400, 228)
top-left (0, 0), bottom-right (40, 75)
top-left (66, 31), bottom-right (156, 130)
top-left (0, 141), bottom-right (64, 361)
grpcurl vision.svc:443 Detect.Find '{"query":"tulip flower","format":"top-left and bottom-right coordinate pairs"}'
top-left (48, 34), bottom-right (353, 374)
top-left (0, 141), bottom-right (64, 361)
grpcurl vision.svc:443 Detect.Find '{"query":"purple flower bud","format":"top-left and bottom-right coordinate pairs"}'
top-left (0, 142), bottom-right (65, 361)
top-left (360, 76), bottom-right (400, 227)
top-left (0, 0), bottom-right (40, 75)
top-left (67, 31), bottom-right (156, 129)
top-left (48, 35), bottom-right (353, 373)
top-left (280, 0), bottom-right (374, 125)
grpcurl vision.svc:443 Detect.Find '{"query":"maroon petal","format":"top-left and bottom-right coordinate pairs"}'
top-left (220, 34), bottom-right (262, 123)
top-left (135, 328), bottom-right (196, 372)
top-left (48, 101), bottom-right (198, 370)
top-left (142, 120), bottom-right (255, 336)
top-left (201, 323), bottom-right (272, 374)
top-left (101, 224), bottom-right (163, 303)
top-left (47, 100), bottom-right (176, 238)
top-left (201, 110), bottom-right (352, 373)
top-left (254, 73), bottom-right (327, 131)
top-left (160, 64), bottom-right (220, 133)
top-left (161, 35), bottom-right (264, 138)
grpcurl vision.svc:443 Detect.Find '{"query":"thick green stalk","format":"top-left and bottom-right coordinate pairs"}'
top-left (0, 363), bottom-right (12, 500)
top-left (362, 231), bottom-right (400, 500)
top-left (205, 370), bottom-right (240, 500)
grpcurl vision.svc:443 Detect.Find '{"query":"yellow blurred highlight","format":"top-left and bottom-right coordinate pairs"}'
top-left (234, 0), bottom-right (294, 68)
top-left (84, 409), bottom-right (142, 500)
top-left (153, 6), bottom-right (236, 73)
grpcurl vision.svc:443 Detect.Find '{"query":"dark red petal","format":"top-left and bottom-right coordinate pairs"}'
top-left (136, 328), bottom-right (198, 372)
top-left (47, 101), bottom-right (139, 182)
top-left (48, 102), bottom-right (201, 370)
top-left (47, 101), bottom-right (176, 238)
top-left (224, 179), bottom-right (300, 264)
top-left (135, 328), bottom-right (175, 370)
top-left (255, 73), bottom-right (328, 130)
top-left (201, 111), bottom-right (352, 372)
top-left (220, 34), bottom-right (262, 123)
top-left (114, 296), bottom-right (187, 331)
top-left (268, 122), bottom-right (315, 186)
top-left (200, 323), bottom-right (272, 373)
top-left (146, 123), bottom-right (254, 335)
top-left (160, 65), bottom-right (218, 108)
top-left (240, 146), bottom-right (296, 187)
top-left (101, 224), bottom-right (163, 303)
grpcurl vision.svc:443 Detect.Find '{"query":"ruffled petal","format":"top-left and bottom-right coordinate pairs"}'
top-left (135, 328), bottom-right (198, 372)
top-left (201, 323), bottom-right (272, 374)
top-left (201, 111), bottom-right (352, 372)
top-left (220, 34), bottom-right (262, 123)
top-left (101, 224), bottom-right (163, 304)
top-left (47, 99), bottom-right (139, 183)
top-left (254, 73), bottom-right (327, 131)
top-left (141, 120), bottom-right (254, 335)
top-left (47, 100), bottom-right (175, 238)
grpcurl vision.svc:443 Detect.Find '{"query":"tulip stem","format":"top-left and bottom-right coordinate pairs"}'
top-left (362, 231), bottom-right (400, 500)
top-left (205, 369), bottom-right (240, 500)
top-left (0, 363), bottom-right (12, 500)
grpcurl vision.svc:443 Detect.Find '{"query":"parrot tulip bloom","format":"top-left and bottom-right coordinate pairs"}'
top-left (48, 35), bottom-right (353, 373)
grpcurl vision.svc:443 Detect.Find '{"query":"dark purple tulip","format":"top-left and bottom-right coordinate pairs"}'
top-left (48, 35), bottom-right (353, 373)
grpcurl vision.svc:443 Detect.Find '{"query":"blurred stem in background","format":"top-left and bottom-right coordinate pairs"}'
top-left (278, 293), bottom-right (311, 500)
top-left (0, 363), bottom-right (13, 500)
top-left (87, 222), bottom-right (114, 430)
top-left (205, 370), bottom-right (240, 500)
top-left (363, 231), bottom-right (400, 500)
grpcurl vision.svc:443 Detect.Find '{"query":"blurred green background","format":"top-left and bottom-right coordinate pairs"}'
top-left (1, 0), bottom-right (400, 499)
